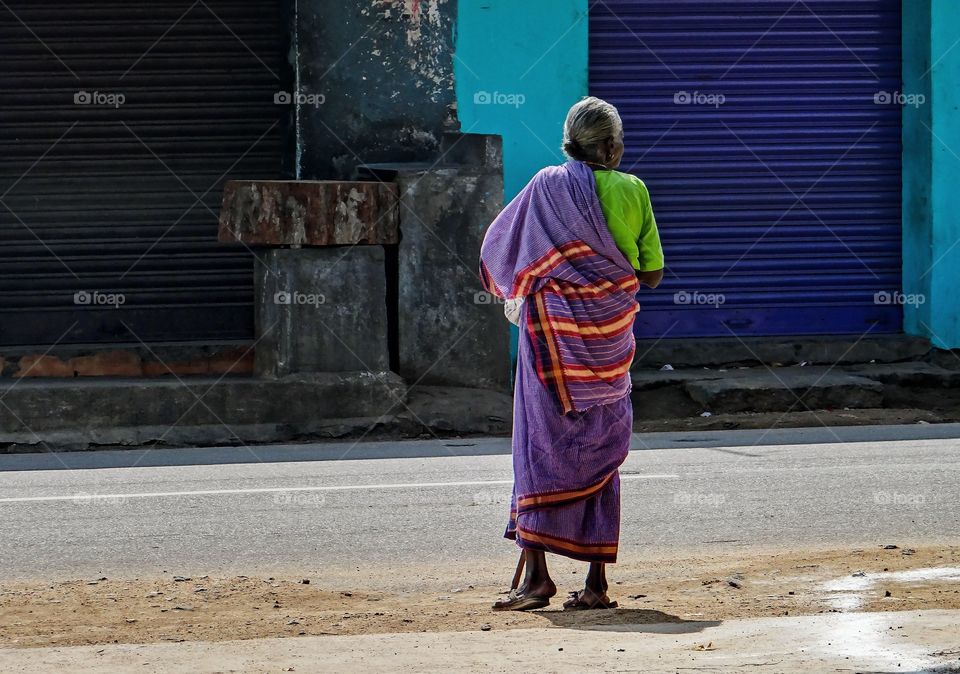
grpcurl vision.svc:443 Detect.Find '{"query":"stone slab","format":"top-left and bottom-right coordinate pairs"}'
top-left (684, 369), bottom-right (884, 413)
top-left (219, 180), bottom-right (398, 246)
top-left (632, 335), bottom-right (931, 370)
top-left (631, 368), bottom-right (726, 390)
top-left (844, 361), bottom-right (960, 387)
top-left (254, 247), bottom-right (390, 376)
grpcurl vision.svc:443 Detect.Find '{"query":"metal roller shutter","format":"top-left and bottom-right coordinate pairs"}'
top-left (589, 0), bottom-right (903, 338)
top-left (0, 1), bottom-right (285, 347)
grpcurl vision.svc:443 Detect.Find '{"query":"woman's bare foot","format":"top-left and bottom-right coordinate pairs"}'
top-left (563, 562), bottom-right (617, 610)
top-left (562, 586), bottom-right (618, 610)
top-left (513, 577), bottom-right (558, 601)
top-left (492, 550), bottom-right (557, 611)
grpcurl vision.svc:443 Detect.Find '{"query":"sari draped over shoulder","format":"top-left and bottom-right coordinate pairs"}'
top-left (479, 160), bottom-right (639, 563)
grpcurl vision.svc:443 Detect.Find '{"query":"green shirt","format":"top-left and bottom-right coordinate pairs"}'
top-left (592, 169), bottom-right (664, 272)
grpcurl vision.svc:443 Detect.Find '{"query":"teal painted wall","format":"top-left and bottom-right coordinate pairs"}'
top-left (902, 0), bottom-right (933, 336)
top-left (903, 0), bottom-right (960, 348)
top-left (928, 0), bottom-right (960, 347)
top-left (454, 0), bottom-right (589, 201)
top-left (455, 0), bottom-right (589, 362)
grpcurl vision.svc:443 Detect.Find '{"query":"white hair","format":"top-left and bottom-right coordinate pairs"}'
top-left (562, 96), bottom-right (623, 162)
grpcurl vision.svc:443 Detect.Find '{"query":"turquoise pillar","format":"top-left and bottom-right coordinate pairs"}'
top-left (903, 0), bottom-right (960, 348)
top-left (455, 0), bottom-right (590, 362)
top-left (454, 0), bottom-right (589, 201)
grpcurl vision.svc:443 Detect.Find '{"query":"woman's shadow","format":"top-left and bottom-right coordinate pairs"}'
top-left (537, 608), bottom-right (720, 634)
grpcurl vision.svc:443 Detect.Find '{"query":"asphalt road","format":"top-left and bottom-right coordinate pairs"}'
top-left (1, 424), bottom-right (958, 584)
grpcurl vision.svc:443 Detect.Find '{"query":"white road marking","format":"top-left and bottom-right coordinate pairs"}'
top-left (0, 474), bottom-right (679, 504)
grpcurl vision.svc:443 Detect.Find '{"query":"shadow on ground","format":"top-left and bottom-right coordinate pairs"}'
top-left (536, 608), bottom-right (721, 633)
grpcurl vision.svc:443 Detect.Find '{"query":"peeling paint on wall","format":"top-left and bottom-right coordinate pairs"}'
top-left (363, 0), bottom-right (451, 102)
top-left (296, 0), bottom-right (458, 178)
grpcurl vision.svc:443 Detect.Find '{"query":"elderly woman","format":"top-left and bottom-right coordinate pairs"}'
top-left (480, 96), bottom-right (664, 611)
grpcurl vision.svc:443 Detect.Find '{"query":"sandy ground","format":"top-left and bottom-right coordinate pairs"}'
top-left (2, 545), bottom-right (958, 649)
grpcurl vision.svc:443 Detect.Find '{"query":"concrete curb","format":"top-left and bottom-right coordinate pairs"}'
top-left (0, 376), bottom-right (513, 452)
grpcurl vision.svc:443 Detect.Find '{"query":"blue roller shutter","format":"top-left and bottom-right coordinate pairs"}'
top-left (589, 0), bottom-right (903, 338)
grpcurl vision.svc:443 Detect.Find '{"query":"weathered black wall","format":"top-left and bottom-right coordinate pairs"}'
top-left (293, 0), bottom-right (459, 179)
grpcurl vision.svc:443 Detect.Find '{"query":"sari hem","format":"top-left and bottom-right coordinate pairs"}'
top-left (505, 528), bottom-right (619, 564)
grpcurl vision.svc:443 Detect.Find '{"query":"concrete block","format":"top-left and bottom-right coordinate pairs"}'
top-left (219, 180), bottom-right (398, 246)
top-left (438, 132), bottom-right (503, 170)
top-left (255, 247), bottom-right (389, 376)
top-left (393, 164), bottom-right (510, 391)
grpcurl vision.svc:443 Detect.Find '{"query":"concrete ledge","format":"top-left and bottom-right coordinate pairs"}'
top-left (398, 386), bottom-right (512, 435)
top-left (632, 335), bottom-right (931, 369)
top-left (630, 365), bottom-right (923, 416)
top-left (0, 376), bottom-right (515, 453)
top-left (846, 361), bottom-right (960, 387)
top-left (684, 371), bottom-right (884, 413)
top-left (4, 359), bottom-right (958, 452)
top-left (0, 372), bottom-right (405, 449)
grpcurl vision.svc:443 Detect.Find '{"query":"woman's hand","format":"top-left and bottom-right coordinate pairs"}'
top-left (636, 268), bottom-right (664, 289)
top-left (504, 297), bottom-right (524, 326)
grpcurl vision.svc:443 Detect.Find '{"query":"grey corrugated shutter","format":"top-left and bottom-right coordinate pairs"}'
top-left (0, 1), bottom-right (285, 346)
top-left (590, 0), bottom-right (903, 338)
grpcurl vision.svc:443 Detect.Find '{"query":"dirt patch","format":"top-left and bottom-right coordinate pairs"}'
top-left (1, 545), bottom-right (957, 648)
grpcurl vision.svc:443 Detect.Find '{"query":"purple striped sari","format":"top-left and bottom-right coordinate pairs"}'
top-left (479, 161), bottom-right (638, 563)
